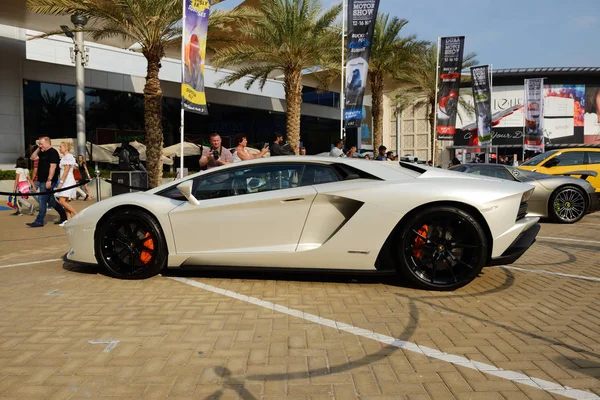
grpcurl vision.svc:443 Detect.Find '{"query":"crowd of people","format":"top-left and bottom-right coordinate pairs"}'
top-left (9, 136), bottom-right (94, 228)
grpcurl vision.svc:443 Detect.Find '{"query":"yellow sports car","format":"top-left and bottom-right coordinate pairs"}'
top-left (519, 148), bottom-right (600, 192)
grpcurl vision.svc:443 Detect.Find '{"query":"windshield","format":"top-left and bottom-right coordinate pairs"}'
top-left (521, 150), bottom-right (558, 166)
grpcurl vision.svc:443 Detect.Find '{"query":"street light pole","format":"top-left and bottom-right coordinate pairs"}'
top-left (63, 13), bottom-right (89, 158)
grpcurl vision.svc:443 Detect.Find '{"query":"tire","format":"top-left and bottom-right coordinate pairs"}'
top-left (395, 206), bottom-right (488, 291)
top-left (549, 186), bottom-right (588, 224)
top-left (94, 209), bottom-right (167, 279)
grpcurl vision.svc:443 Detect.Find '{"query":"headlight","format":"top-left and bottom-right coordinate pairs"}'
top-left (521, 188), bottom-right (534, 203)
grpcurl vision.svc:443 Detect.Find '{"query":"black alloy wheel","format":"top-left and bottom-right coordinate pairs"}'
top-left (396, 206), bottom-right (488, 291)
top-left (549, 186), bottom-right (587, 224)
top-left (95, 209), bottom-right (167, 279)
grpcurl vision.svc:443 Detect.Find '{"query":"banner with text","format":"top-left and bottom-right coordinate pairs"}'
top-left (343, 0), bottom-right (380, 127)
top-left (470, 65), bottom-right (492, 145)
top-left (436, 36), bottom-right (465, 140)
top-left (524, 78), bottom-right (545, 152)
top-left (182, 0), bottom-right (210, 115)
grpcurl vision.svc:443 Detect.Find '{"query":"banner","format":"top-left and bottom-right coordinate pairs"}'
top-left (343, 0), bottom-right (380, 127)
top-left (524, 78), bottom-right (545, 152)
top-left (181, 0), bottom-right (210, 115)
top-left (470, 65), bottom-right (492, 145)
top-left (436, 36), bottom-right (465, 140)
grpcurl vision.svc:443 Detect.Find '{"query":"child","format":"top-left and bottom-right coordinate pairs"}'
top-left (13, 157), bottom-right (35, 216)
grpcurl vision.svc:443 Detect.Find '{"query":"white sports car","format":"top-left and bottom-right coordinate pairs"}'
top-left (64, 157), bottom-right (540, 290)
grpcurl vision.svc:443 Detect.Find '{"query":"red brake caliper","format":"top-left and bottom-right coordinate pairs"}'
top-left (412, 224), bottom-right (429, 259)
top-left (140, 232), bottom-right (154, 264)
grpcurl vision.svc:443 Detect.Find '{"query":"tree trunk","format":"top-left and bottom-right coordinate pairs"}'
top-left (284, 69), bottom-right (303, 154)
top-left (143, 55), bottom-right (164, 188)
top-left (369, 71), bottom-right (385, 154)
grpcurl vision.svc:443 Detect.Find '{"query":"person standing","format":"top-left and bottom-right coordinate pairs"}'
top-left (76, 155), bottom-right (93, 200)
top-left (270, 133), bottom-right (295, 156)
top-left (199, 133), bottom-right (234, 169)
top-left (232, 133), bottom-right (268, 162)
top-left (55, 142), bottom-right (78, 225)
top-left (329, 139), bottom-right (356, 158)
top-left (26, 136), bottom-right (67, 227)
top-left (12, 157), bottom-right (35, 216)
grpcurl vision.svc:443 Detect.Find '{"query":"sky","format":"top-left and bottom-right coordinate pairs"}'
top-left (214, 0), bottom-right (600, 69)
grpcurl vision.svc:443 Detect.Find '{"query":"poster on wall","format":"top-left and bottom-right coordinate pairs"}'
top-left (344, 0), bottom-right (381, 127)
top-left (359, 105), bottom-right (373, 148)
top-left (436, 36), bottom-right (465, 140)
top-left (470, 65), bottom-right (492, 145)
top-left (181, 0), bottom-right (210, 115)
top-left (584, 86), bottom-right (600, 144)
top-left (524, 78), bottom-right (544, 152)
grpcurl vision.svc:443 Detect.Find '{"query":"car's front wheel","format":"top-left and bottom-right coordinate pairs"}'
top-left (396, 206), bottom-right (488, 291)
top-left (549, 186), bottom-right (587, 224)
top-left (95, 209), bottom-right (167, 279)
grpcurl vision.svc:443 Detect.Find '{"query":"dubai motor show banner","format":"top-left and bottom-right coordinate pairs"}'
top-left (343, 0), bottom-right (380, 127)
top-left (524, 78), bottom-right (545, 152)
top-left (470, 65), bottom-right (492, 145)
top-left (181, 0), bottom-right (210, 115)
top-left (436, 36), bottom-right (465, 140)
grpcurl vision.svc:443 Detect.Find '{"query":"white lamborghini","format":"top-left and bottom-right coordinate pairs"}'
top-left (64, 156), bottom-right (540, 290)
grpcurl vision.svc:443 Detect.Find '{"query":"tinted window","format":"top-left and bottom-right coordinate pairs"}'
top-left (553, 152), bottom-right (584, 166)
top-left (587, 151), bottom-right (600, 165)
top-left (521, 150), bottom-right (558, 166)
top-left (469, 166), bottom-right (514, 180)
top-left (450, 165), bottom-right (468, 172)
top-left (300, 165), bottom-right (340, 186)
top-left (193, 164), bottom-right (306, 200)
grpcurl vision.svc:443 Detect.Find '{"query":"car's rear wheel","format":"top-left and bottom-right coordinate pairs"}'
top-left (549, 186), bottom-right (587, 224)
top-left (396, 206), bottom-right (488, 291)
top-left (95, 209), bottom-right (167, 279)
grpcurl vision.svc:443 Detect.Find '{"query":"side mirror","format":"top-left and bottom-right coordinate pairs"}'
top-left (543, 158), bottom-right (559, 168)
top-left (177, 180), bottom-right (200, 206)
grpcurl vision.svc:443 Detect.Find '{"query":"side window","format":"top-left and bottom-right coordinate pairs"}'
top-left (553, 152), bottom-right (584, 166)
top-left (299, 165), bottom-right (340, 186)
top-left (586, 152), bottom-right (600, 165)
top-left (193, 164), bottom-right (305, 200)
top-left (470, 167), bottom-right (513, 180)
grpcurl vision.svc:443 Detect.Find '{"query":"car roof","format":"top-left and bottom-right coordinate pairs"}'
top-left (554, 148), bottom-right (600, 153)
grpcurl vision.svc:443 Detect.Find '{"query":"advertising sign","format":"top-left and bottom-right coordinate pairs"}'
top-left (181, 0), bottom-right (210, 115)
top-left (470, 65), bottom-right (492, 145)
top-left (584, 85), bottom-right (600, 144)
top-left (436, 36), bottom-right (465, 139)
top-left (343, 0), bottom-right (380, 127)
top-left (524, 78), bottom-right (545, 152)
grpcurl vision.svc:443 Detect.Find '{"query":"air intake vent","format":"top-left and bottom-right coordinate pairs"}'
top-left (517, 201), bottom-right (528, 221)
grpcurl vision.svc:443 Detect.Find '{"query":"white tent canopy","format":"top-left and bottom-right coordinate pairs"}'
top-left (45, 138), bottom-right (173, 166)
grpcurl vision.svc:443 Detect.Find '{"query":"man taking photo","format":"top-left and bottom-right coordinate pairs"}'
top-left (199, 133), bottom-right (233, 170)
top-left (270, 133), bottom-right (295, 156)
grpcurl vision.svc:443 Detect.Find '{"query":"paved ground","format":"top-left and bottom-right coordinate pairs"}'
top-left (0, 200), bottom-right (599, 400)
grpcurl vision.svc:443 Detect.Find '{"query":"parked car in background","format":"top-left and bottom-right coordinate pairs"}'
top-left (450, 163), bottom-right (600, 223)
top-left (518, 148), bottom-right (600, 192)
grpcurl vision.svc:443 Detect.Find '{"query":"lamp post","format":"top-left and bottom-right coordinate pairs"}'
top-left (60, 12), bottom-right (89, 158)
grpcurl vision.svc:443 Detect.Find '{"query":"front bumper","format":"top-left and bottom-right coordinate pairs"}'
top-left (488, 223), bottom-right (540, 266)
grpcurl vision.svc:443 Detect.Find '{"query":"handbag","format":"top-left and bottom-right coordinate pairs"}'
top-left (6, 195), bottom-right (17, 209)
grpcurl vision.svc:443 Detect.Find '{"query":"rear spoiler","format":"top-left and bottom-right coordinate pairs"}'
top-left (557, 170), bottom-right (598, 180)
top-left (399, 161), bottom-right (427, 174)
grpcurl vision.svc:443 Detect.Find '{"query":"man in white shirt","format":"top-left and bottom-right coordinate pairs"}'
top-left (329, 139), bottom-right (356, 158)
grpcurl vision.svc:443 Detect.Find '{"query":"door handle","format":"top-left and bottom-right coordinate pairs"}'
top-left (281, 197), bottom-right (304, 203)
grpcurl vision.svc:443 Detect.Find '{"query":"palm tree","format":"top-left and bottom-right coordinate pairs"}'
top-left (26, 0), bottom-right (242, 187)
top-left (394, 43), bottom-right (477, 162)
top-left (211, 0), bottom-right (342, 153)
top-left (368, 14), bottom-right (425, 154)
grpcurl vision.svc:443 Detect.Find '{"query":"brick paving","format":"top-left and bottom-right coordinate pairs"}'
top-left (0, 201), bottom-right (599, 399)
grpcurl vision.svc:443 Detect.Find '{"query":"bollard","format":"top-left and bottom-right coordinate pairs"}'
top-left (95, 163), bottom-right (101, 202)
